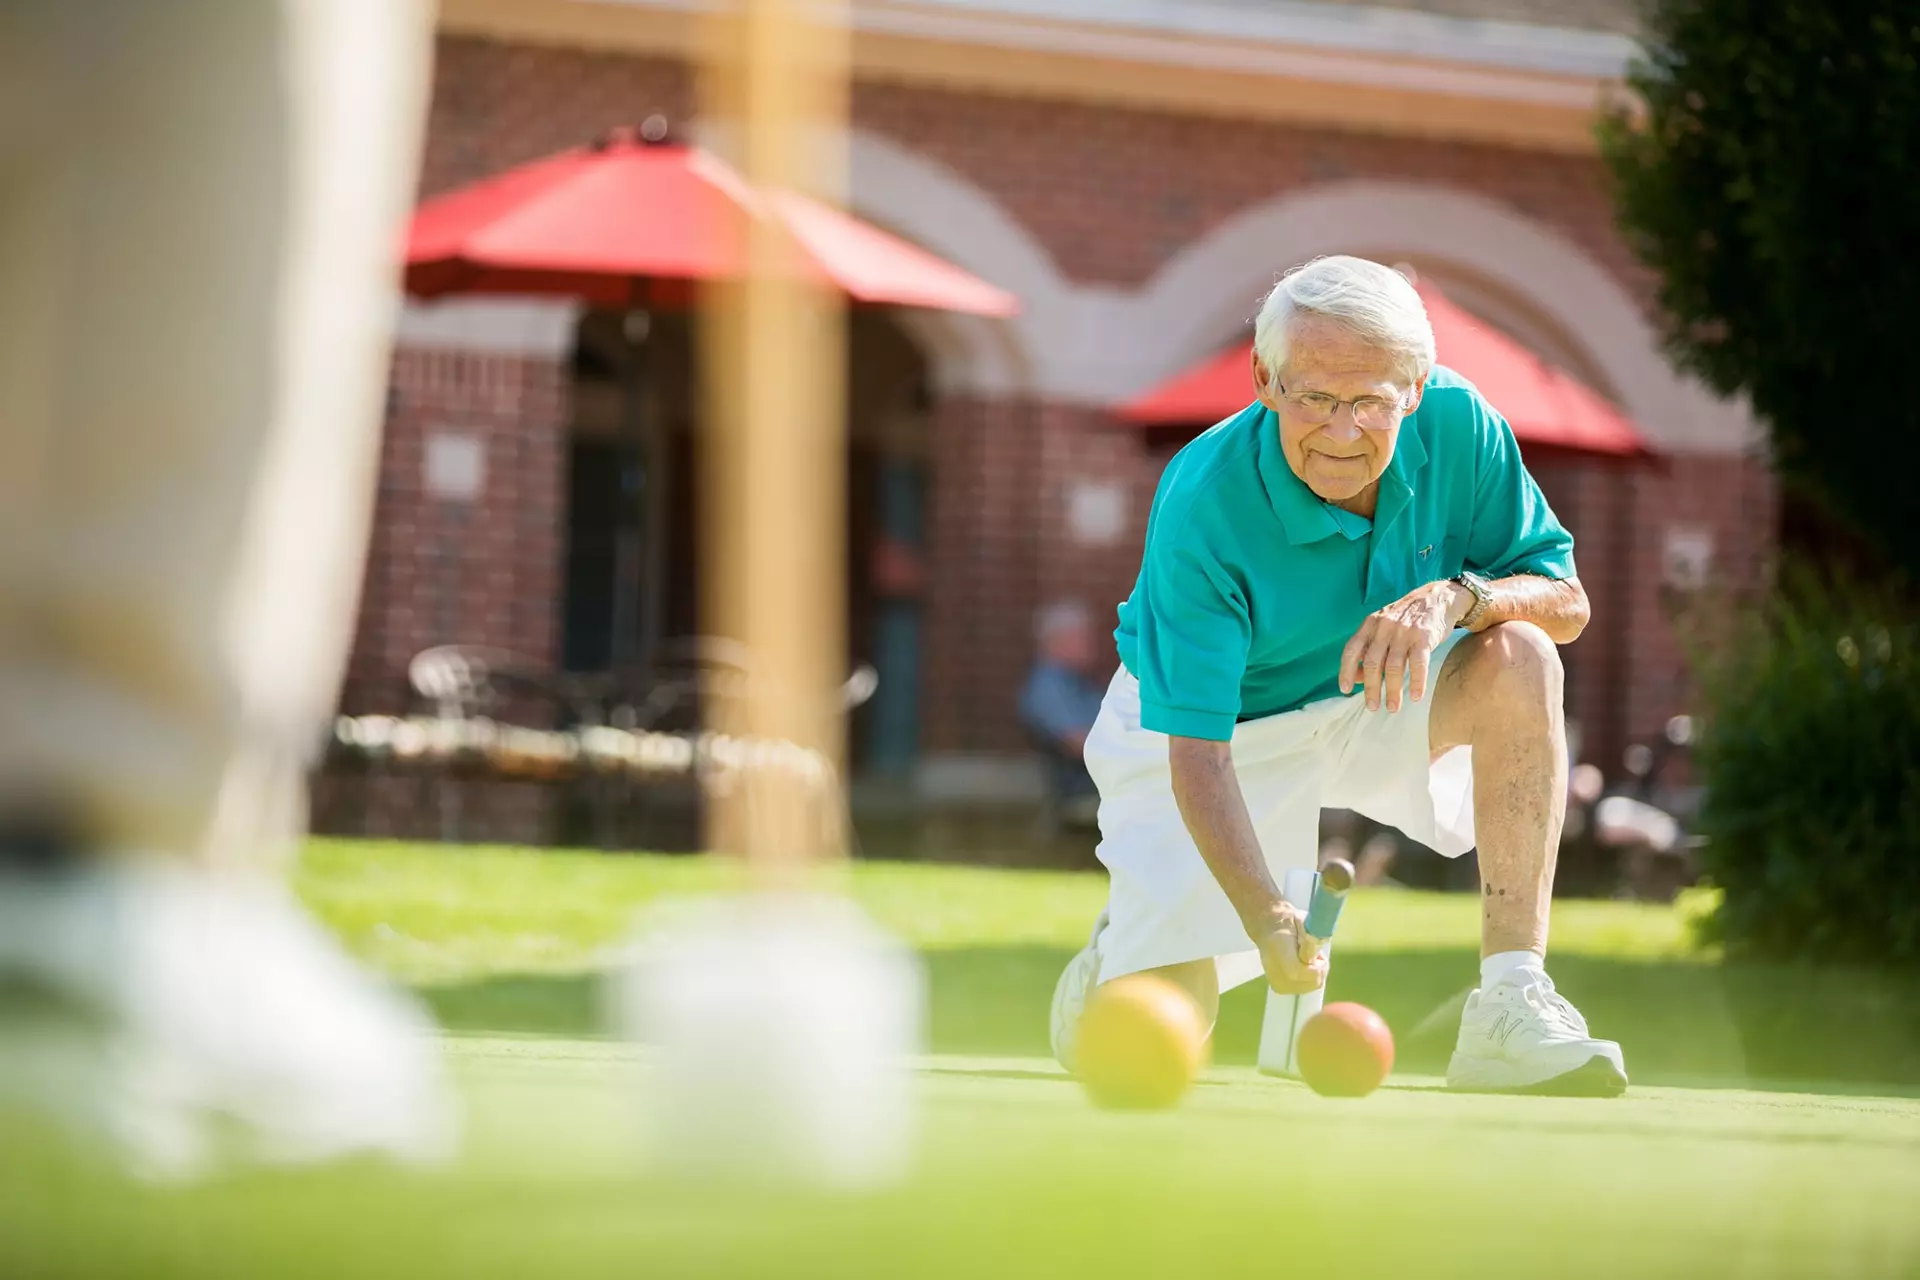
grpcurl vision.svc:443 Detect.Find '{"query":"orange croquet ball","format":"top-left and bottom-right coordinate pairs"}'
top-left (1074, 974), bottom-right (1210, 1111)
top-left (1297, 1002), bottom-right (1395, 1097)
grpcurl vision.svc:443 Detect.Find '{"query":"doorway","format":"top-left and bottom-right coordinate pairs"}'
top-left (559, 306), bottom-right (933, 779)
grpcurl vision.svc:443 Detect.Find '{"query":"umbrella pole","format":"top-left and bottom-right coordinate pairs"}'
top-left (609, 306), bottom-right (656, 678)
top-left (631, 307), bottom-right (668, 678)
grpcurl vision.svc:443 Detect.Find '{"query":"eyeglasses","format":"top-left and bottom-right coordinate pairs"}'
top-left (1274, 383), bottom-right (1408, 431)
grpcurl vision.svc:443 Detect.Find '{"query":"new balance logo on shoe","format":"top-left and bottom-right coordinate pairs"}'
top-left (1448, 977), bottom-right (1628, 1097)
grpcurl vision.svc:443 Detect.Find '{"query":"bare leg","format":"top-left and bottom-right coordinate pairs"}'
top-left (1428, 622), bottom-right (1568, 959)
top-left (1104, 958), bottom-right (1221, 1030)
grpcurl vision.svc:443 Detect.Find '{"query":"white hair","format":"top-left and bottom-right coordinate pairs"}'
top-left (1252, 255), bottom-right (1436, 388)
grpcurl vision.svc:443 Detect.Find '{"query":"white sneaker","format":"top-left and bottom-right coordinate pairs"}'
top-left (0, 863), bottom-right (456, 1180)
top-left (1446, 973), bottom-right (1628, 1096)
top-left (1048, 909), bottom-right (1107, 1072)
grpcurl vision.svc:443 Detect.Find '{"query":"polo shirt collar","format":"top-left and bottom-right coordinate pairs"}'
top-left (1374, 417), bottom-right (1428, 532)
top-left (1253, 403), bottom-right (1430, 543)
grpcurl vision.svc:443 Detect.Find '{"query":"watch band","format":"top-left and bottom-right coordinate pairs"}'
top-left (1453, 572), bottom-right (1492, 630)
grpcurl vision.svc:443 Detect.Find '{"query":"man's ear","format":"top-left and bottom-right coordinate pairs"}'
top-left (1402, 373), bottom-right (1429, 416)
top-left (1252, 353), bottom-right (1283, 411)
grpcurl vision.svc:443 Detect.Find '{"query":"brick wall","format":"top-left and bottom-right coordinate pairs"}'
top-left (417, 41), bottom-right (694, 199)
top-left (920, 399), bottom-right (1173, 754)
top-left (1619, 451), bottom-right (1778, 751)
top-left (921, 395), bottom-right (1041, 751)
top-left (1532, 460), bottom-right (1633, 763)
top-left (1034, 407), bottom-right (1161, 640)
top-left (341, 348), bottom-right (569, 717)
top-left (419, 37), bottom-right (1643, 299)
top-left (853, 80), bottom-right (1642, 294)
top-left (1534, 450), bottom-right (1775, 771)
top-left (331, 33), bottom-right (1776, 818)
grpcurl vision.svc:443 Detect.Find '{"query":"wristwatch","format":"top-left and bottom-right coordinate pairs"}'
top-left (1451, 571), bottom-right (1493, 631)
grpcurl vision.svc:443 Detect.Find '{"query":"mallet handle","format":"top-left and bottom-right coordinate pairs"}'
top-left (1302, 858), bottom-right (1354, 942)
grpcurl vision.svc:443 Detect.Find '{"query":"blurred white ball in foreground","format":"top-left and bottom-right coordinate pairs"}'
top-left (612, 890), bottom-right (925, 1190)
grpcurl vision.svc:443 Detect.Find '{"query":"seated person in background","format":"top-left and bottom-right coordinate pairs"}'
top-left (1020, 601), bottom-right (1109, 811)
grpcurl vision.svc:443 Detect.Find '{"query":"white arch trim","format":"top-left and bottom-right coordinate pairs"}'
top-left (672, 124), bottom-right (1057, 397)
top-left (1111, 180), bottom-right (1756, 455)
top-left (844, 129), bottom-right (1066, 397)
top-left (392, 156), bottom-right (1752, 455)
top-left (397, 295), bottom-right (580, 357)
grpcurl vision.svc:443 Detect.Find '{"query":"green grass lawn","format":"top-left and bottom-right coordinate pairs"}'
top-left (295, 839), bottom-right (1920, 1084)
top-left (6, 839), bottom-right (1920, 1278)
top-left (10, 1038), bottom-right (1920, 1279)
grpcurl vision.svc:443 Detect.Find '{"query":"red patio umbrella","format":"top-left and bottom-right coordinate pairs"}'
top-left (1117, 281), bottom-right (1651, 461)
top-left (406, 133), bottom-right (1018, 315)
top-left (404, 123), bottom-right (1018, 671)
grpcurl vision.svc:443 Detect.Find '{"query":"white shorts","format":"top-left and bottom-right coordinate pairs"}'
top-left (1087, 645), bottom-right (1476, 994)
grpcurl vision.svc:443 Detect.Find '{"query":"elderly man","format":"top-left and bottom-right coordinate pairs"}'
top-left (1051, 255), bottom-right (1626, 1095)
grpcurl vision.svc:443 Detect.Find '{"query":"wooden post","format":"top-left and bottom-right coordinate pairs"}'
top-left (700, 0), bottom-right (851, 872)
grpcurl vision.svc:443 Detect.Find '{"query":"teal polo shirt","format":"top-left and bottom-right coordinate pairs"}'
top-left (1114, 364), bottom-right (1575, 741)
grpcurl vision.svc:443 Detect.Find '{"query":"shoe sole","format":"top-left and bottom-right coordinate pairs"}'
top-left (1048, 945), bottom-right (1100, 1071)
top-left (1048, 912), bottom-right (1109, 1072)
top-left (1447, 1053), bottom-right (1629, 1098)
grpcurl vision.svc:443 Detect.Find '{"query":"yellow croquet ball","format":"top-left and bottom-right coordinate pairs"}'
top-left (1075, 973), bottom-right (1210, 1111)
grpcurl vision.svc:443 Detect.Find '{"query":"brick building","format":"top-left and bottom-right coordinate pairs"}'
top-left (328, 0), bottom-right (1774, 841)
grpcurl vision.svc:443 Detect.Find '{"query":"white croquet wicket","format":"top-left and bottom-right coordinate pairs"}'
top-left (1256, 867), bottom-right (1328, 1078)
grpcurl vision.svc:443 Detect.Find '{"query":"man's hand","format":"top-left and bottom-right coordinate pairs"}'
top-left (1169, 740), bottom-right (1326, 995)
top-left (1339, 580), bottom-right (1470, 712)
top-left (1250, 901), bottom-right (1329, 995)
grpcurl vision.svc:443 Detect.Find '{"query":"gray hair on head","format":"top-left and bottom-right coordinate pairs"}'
top-left (1252, 255), bottom-right (1436, 389)
top-left (1035, 598), bottom-right (1091, 642)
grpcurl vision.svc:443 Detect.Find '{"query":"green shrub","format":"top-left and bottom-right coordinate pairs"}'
top-left (1599, 1), bottom-right (1920, 566)
top-left (1693, 573), bottom-right (1920, 965)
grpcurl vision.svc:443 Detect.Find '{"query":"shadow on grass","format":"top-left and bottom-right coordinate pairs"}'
top-left (417, 945), bottom-right (1920, 1091)
top-left (425, 976), bottom-right (604, 1039)
top-left (921, 1066), bottom-right (1074, 1084)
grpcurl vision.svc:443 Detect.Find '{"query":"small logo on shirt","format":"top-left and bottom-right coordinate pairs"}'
top-left (1419, 545), bottom-right (1434, 560)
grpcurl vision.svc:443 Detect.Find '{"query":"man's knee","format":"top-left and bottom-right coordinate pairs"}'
top-left (1110, 959), bottom-right (1219, 1026)
top-left (1474, 622), bottom-right (1563, 700)
top-left (1444, 622), bottom-right (1563, 744)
